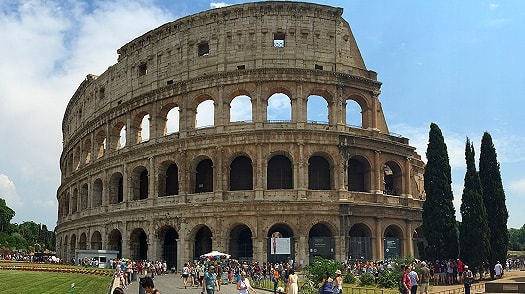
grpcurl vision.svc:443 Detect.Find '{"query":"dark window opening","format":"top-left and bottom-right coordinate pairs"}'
top-left (167, 80), bottom-right (174, 85)
top-left (99, 88), bottom-right (105, 99)
top-left (267, 155), bottom-right (293, 189)
top-left (230, 156), bottom-right (253, 191)
top-left (237, 65), bottom-right (246, 70)
top-left (138, 63), bottom-right (147, 76)
top-left (274, 33), bottom-right (285, 47)
top-left (198, 42), bottom-right (210, 56)
top-left (315, 64), bottom-right (323, 70)
top-left (308, 156), bottom-right (330, 190)
top-left (195, 159), bottom-right (213, 193)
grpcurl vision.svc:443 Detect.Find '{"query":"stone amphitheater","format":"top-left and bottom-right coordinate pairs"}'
top-left (56, 1), bottom-right (426, 270)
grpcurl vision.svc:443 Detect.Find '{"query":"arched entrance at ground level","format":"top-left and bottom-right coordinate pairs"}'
top-left (130, 228), bottom-right (148, 260)
top-left (308, 223), bottom-right (334, 262)
top-left (348, 223), bottom-right (372, 261)
top-left (79, 233), bottom-right (87, 250)
top-left (413, 226), bottom-right (424, 259)
top-left (229, 225), bottom-right (253, 261)
top-left (108, 229), bottom-right (123, 258)
top-left (194, 226), bottom-right (212, 259)
top-left (162, 227), bottom-right (178, 270)
top-left (384, 225), bottom-right (403, 260)
top-left (70, 234), bottom-right (77, 263)
top-left (267, 224), bottom-right (294, 264)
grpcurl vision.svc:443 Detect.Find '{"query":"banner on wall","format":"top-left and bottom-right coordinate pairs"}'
top-left (271, 237), bottom-right (291, 254)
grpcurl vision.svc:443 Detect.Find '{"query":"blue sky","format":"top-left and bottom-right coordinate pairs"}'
top-left (1, 0), bottom-right (524, 230)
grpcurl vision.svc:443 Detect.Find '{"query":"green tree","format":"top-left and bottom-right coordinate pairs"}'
top-left (0, 198), bottom-right (15, 232)
top-left (422, 123), bottom-right (458, 261)
top-left (19, 221), bottom-right (40, 245)
top-left (459, 138), bottom-right (490, 273)
top-left (479, 132), bottom-right (508, 278)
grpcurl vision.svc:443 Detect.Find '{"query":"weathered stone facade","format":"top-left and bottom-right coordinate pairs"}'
top-left (56, 1), bottom-right (425, 269)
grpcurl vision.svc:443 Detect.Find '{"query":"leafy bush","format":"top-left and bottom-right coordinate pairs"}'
top-left (343, 271), bottom-right (356, 284)
top-left (358, 272), bottom-right (375, 286)
top-left (304, 256), bottom-right (344, 283)
top-left (377, 269), bottom-right (401, 288)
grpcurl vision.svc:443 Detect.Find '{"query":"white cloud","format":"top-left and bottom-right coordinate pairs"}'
top-left (0, 174), bottom-right (23, 207)
top-left (0, 0), bottom-right (174, 229)
top-left (210, 2), bottom-right (230, 9)
top-left (489, 3), bottom-right (499, 10)
top-left (509, 178), bottom-right (525, 197)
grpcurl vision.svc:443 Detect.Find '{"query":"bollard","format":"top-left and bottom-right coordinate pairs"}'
top-left (70, 283), bottom-right (75, 294)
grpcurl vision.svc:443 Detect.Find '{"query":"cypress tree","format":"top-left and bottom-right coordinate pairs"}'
top-left (479, 132), bottom-right (508, 278)
top-left (422, 123), bottom-right (459, 261)
top-left (459, 138), bottom-right (490, 273)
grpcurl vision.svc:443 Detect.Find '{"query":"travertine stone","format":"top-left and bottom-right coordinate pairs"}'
top-left (56, 1), bottom-right (425, 269)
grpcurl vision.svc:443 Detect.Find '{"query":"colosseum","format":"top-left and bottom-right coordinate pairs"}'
top-left (56, 1), bottom-right (426, 269)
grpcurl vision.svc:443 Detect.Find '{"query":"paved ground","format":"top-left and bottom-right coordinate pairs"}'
top-left (112, 270), bottom-right (525, 294)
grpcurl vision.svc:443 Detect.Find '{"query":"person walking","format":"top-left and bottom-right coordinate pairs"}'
top-left (494, 261), bottom-right (503, 278)
top-left (462, 265), bottom-right (474, 294)
top-left (320, 272), bottom-right (334, 294)
top-left (418, 262), bottom-right (431, 294)
top-left (333, 270), bottom-right (343, 294)
top-left (141, 276), bottom-right (161, 294)
top-left (203, 265), bottom-right (220, 294)
top-left (237, 271), bottom-right (257, 294)
top-left (287, 269), bottom-right (299, 294)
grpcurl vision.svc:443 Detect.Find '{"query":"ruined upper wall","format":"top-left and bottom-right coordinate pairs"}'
top-left (62, 1), bottom-right (376, 140)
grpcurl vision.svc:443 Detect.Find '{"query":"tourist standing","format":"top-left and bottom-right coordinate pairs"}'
top-left (408, 265), bottom-right (419, 294)
top-left (333, 270), bottom-right (343, 294)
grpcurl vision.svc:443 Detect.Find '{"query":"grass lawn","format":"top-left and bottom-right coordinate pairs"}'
top-left (0, 262), bottom-right (114, 294)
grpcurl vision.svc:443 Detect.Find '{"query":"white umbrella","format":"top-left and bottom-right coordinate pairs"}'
top-left (202, 250), bottom-right (231, 258)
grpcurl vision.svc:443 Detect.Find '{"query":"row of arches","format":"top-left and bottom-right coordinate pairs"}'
top-left (58, 152), bottom-right (405, 218)
top-left (63, 90), bottom-right (368, 177)
top-left (59, 221), bottom-right (422, 268)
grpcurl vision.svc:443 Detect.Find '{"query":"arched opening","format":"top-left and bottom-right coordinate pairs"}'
top-left (130, 228), bottom-right (148, 261)
top-left (307, 95), bottom-right (328, 124)
top-left (308, 223), bottom-right (334, 262)
top-left (230, 225), bottom-right (253, 261)
top-left (79, 233), bottom-right (87, 250)
top-left (194, 226), bottom-right (213, 259)
top-left (81, 184), bottom-right (88, 210)
top-left (384, 225), bottom-right (403, 259)
top-left (195, 159), bottom-right (213, 193)
top-left (91, 231), bottom-right (102, 250)
top-left (267, 224), bottom-right (294, 263)
top-left (166, 164), bottom-right (179, 196)
top-left (132, 167), bottom-right (149, 200)
top-left (96, 130), bottom-right (106, 159)
top-left (108, 229), bottom-right (123, 258)
top-left (163, 227), bottom-right (179, 270)
top-left (83, 139), bottom-right (92, 164)
top-left (383, 161), bottom-right (402, 196)
top-left (348, 224), bottom-right (372, 261)
top-left (230, 156), bottom-right (253, 191)
top-left (165, 106), bottom-right (180, 135)
top-left (92, 178), bottom-right (103, 207)
top-left (109, 173), bottom-right (124, 204)
top-left (70, 234), bottom-right (77, 263)
top-left (230, 95), bottom-right (252, 122)
top-left (137, 114), bottom-right (150, 143)
top-left (196, 100), bottom-right (214, 128)
top-left (71, 189), bottom-right (78, 213)
top-left (267, 155), bottom-right (293, 189)
top-left (348, 156), bottom-right (371, 192)
top-left (308, 156), bottom-right (331, 190)
top-left (267, 93), bottom-right (291, 122)
top-left (345, 99), bottom-right (362, 128)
